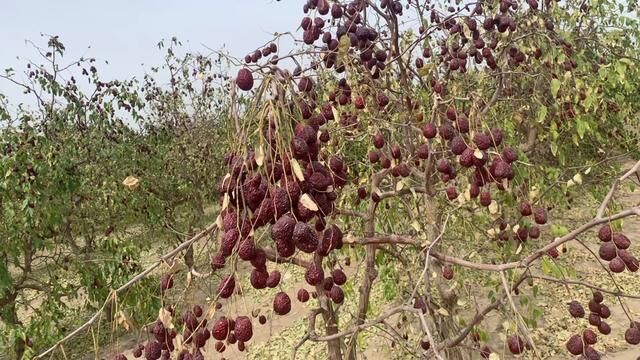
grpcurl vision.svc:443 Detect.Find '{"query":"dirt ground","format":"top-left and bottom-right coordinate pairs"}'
top-left (87, 160), bottom-right (640, 359)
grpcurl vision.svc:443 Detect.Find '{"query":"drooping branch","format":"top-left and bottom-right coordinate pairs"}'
top-left (35, 222), bottom-right (218, 359)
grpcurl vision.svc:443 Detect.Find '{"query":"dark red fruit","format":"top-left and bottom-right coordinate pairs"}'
top-left (442, 265), bottom-right (454, 280)
top-left (218, 276), bottom-right (235, 298)
top-left (609, 257), bottom-right (625, 273)
top-left (534, 208), bottom-right (547, 224)
top-left (479, 346), bottom-right (492, 359)
top-left (566, 334), bottom-right (584, 355)
top-left (391, 144), bottom-right (402, 159)
top-left (373, 133), bottom-right (385, 148)
top-left (417, 144), bottom-right (429, 159)
top-left (331, 269), bottom-right (347, 285)
top-left (160, 274), bottom-right (173, 293)
top-left (144, 341), bottom-right (162, 360)
top-left (212, 318), bottom-right (230, 341)
top-left (234, 316), bottom-right (253, 342)
top-left (599, 242), bottom-right (617, 261)
top-left (598, 225), bottom-right (613, 242)
top-left (507, 335), bottom-right (525, 354)
top-left (519, 202), bottom-right (532, 216)
top-left (583, 329), bottom-right (597, 345)
top-left (297, 288), bottom-right (310, 302)
top-left (236, 68), bottom-right (254, 91)
top-left (329, 285), bottom-right (345, 303)
top-left (193, 305), bottom-right (203, 318)
top-left (474, 133), bottom-right (491, 150)
top-left (267, 271), bottom-right (281, 288)
top-left (446, 186), bottom-right (458, 200)
top-left (625, 326), bottom-right (640, 345)
top-left (613, 233), bottom-right (631, 249)
top-left (305, 262), bottom-right (324, 286)
top-left (273, 292), bottom-right (292, 315)
top-left (568, 301), bottom-right (585, 318)
top-left (479, 191), bottom-right (491, 206)
top-left (589, 313), bottom-right (602, 326)
top-left (528, 226), bottom-right (541, 239)
top-left (598, 321), bottom-right (611, 335)
top-left (593, 291), bottom-right (604, 303)
top-left (422, 123), bottom-right (437, 139)
top-left (250, 268), bottom-right (268, 289)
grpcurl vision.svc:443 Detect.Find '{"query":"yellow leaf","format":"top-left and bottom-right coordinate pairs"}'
top-left (158, 307), bottom-right (174, 329)
top-left (222, 193), bottom-right (230, 211)
top-left (473, 148), bottom-right (484, 159)
top-left (299, 194), bottom-right (319, 211)
top-left (488, 200), bottom-right (498, 214)
top-left (437, 308), bottom-right (450, 316)
top-left (573, 173), bottom-right (582, 185)
top-left (489, 353), bottom-right (501, 360)
top-left (292, 159), bottom-right (305, 181)
top-left (215, 214), bottom-right (223, 229)
top-left (116, 311), bottom-right (133, 331)
top-left (255, 145), bottom-right (265, 167)
top-left (396, 180), bottom-right (404, 191)
top-left (122, 176), bottom-right (140, 190)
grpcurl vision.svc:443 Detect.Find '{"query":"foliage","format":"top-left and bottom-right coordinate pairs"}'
top-left (0, 36), bottom-right (229, 358)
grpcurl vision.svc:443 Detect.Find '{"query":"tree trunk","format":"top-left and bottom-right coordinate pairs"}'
top-left (0, 292), bottom-right (25, 359)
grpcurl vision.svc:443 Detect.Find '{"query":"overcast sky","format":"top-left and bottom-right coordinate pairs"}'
top-left (0, 0), bottom-right (300, 104)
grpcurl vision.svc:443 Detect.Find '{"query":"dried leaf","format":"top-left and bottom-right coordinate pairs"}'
top-left (216, 214), bottom-right (223, 229)
top-left (255, 145), bottom-right (265, 167)
top-left (488, 200), bottom-right (498, 214)
top-left (573, 173), bottom-right (582, 185)
top-left (158, 307), bottom-right (174, 329)
top-left (122, 176), bottom-right (140, 190)
top-left (437, 308), bottom-right (450, 316)
top-left (292, 159), bottom-right (305, 181)
top-left (473, 148), bottom-right (484, 159)
top-left (222, 193), bottom-right (230, 211)
top-left (299, 194), bottom-right (319, 211)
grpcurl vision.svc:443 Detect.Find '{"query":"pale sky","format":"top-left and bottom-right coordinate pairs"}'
top-left (0, 1), bottom-right (300, 104)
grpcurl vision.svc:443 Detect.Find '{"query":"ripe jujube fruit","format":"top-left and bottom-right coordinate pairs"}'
top-left (598, 225), bottom-right (613, 242)
top-left (568, 300), bottom-right (585, 318)
top-left (442, 265), bottom-right (454, 280)
top-left (234, 316), bottom-right (253, 342)
top-left (566, 334), bottom-right (584, 355)
top-left (598, 321), bottom-right (611, 335)
top-left (422, 123), bottom-right (437, 139)
top-left (273, 292), bottom-right (292, 315)
top-left (479, 191), bottom-right (491, 207)
top-left (236, 68), bottom-right (254, 91)
top-left (609, 257), bottom-right (625, 273)
top-left (267, 270), bottom-right (281, 288)
top-left (583, 329), bottom-right (597, 345)
top-left (613, 233), bottom-right (631, 249)
top-left (625, 326), bottom-right (640, 345)
top-left (534, 207), bottom-right (547, 224)
top-left (329, 285), bottom-right (345, 303)
top-left (507, 334), bottom-right (525, 354)
top-left (297, 288), bottom-right (310, 302)
top-left (599, 242), bottom-right (617, 261)
top-left (373, 133), bottom-right (385, 148)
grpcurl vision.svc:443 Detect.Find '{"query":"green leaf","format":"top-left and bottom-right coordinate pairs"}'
top-left (550, 78), bottom-right (561, 98)
top-left (537, 105), bottom-right (547, 123)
